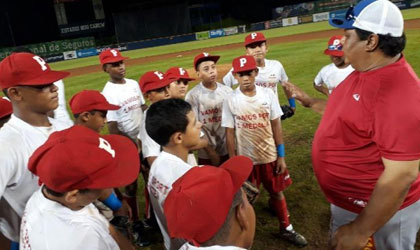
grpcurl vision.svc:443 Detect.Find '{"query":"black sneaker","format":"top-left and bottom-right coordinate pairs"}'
top-left (132, 220), bottom-right (151, 247)
top-left (278, 228), bottom-right (308, 247)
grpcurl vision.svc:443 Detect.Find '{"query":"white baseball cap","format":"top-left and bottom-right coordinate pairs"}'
top-left (329, 0), bottom-right (404, 37)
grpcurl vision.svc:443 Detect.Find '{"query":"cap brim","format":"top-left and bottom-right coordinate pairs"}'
top-left (91, 134), bottom-right (140, 188)
top-left (96, 103), bottom-right (120, 111)
top-left (195, 56), bottom-right (220, 69)
top-left (219, 156), bottom-right (253, 189)
top-left (232, 66), bottom-right (258, 74)
top-left (324, 49), bottom-right (344, 57)
top-left (21, 70), bottom-right (70, 85)
top-left (245, 39), bottom-right (267, 47)
top-left (142, 80), bottom-right (171, 94)
top-left (101, 56), bottom-right (130, 65)
top-left (329, 18), bottom-right (355, 29)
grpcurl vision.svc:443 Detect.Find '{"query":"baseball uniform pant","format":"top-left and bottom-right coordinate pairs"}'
top-left (249, 161), bottom-right (292, 193)
top-left (330, 199), bottom-right (420, 250)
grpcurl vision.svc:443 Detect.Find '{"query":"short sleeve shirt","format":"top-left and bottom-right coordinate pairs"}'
top-left (102, 78), bottom-right (145, 140)
top-left (312, 56), bottom-right (420, 213)
top-left (185, 82), bottom-right (232, 159)
top-left (222, 59), bottom-right (288, 95)
top-left (222, 86), bottom-right (283, 165)
top-left (314, 63), bottom-right (354, 94)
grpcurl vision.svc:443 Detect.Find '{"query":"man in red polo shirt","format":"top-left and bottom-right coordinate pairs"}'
top-left (286, 0), bottom-right (420, 249)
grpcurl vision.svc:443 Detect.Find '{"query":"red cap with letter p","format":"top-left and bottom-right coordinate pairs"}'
top-left (0, 52), bottom-right (70, 89)
top-left (28, 125), bottom-right (140, 193)
top-left (139, 71), bottom-right (170, 94)
top-left (69, 90), bottom-right (120, 115)
top-left (244, 32), bottom-right (266, 47)
top-left (99, 49), bottom-right (129, 65)
top-left (232, 55), bottom-right (257, 73)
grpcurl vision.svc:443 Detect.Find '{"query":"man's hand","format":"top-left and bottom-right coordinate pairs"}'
top-left (330, 222), bottom-right (370, 250)
top-left (275, 157), bottom-right (287, 175)
top-left (114, 199), bottom-right (132, 219)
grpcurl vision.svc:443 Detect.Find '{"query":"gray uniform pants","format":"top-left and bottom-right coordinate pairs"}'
top-left (330, 199), bottom-right (420, 250)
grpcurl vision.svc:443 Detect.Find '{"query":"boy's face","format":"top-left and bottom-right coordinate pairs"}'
top-left (246, 42), bottom-right (268, 61)
top-left (83, 110), bottom-right (107, 133)
top-left (104, 61), bottom-right (126, 80)
top-left (12, 83), bottom-right (59, 113)
top-left (145, 86), bottom-right (171, 103)
top-left (197, 61), bottom-right (217, 84)
top-left (182, 111), bottom-right (202, 149)
top-left (329, 55), bottom-right (345, 67)
top-left (233, 70), bottom-right (258, 91)
top-left (168, 79), bottom-right (189, 99)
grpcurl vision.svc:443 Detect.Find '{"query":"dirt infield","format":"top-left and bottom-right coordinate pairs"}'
top-left (67, 19), bottom-right (420, 78)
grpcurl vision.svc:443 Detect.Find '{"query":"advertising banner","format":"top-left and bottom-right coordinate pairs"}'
top-left (329, 9), bottom-right (347, 21)
top-left (282, 17), bottom-right (299, 27)
top-left (238, 25), bottom-right (246, 33)
top-left (63, 50), bottom-right (77, 60)
top-left (44, 54), bottom-right (65, 63)
top-left (209, 29), bottom-right (225, 38)
top-left (269, 20), bottom-right (283, 28)
top-left (313, 12), bottom-right (330, 22)
top-left (196, 31), bottom-right (210, 40)
top-left (223, 26), bottom-right (238, 36)
top-left (250, 22), bottom-right (265, 31)
top-left (299, 15), bottom-right (313, 24)
top-left (76, 48), bottom-right (97, 58)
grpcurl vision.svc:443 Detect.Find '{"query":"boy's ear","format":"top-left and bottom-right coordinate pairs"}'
top-left (102, 64), bottom-right (108, 73)
top-left (169, 131), bottom-right (183, 145)
top-left (79, 112), bottom-right (91, 122)
top-left (64, 190), bottom-right (79, 204)
top-left (6, 87), bottom-right (23, 101)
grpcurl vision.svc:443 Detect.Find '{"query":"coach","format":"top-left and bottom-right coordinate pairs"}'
top-left (297, 0), bottom-right (420, 249)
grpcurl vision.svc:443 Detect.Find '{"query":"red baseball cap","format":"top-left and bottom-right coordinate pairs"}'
top-left (0, 98), bottom-right (12, 119)
top-left (193, 52), bottom-right (220, 70)
top-left (324, 35), bottom-right (344, 57)
top-left (232, 55), bottom-right (257, 73)
top-left (0, 53), bottom-right (70, 89)
top-left (165, 67), bottom-right (195, 83)
top-left (164, 156), bottom-right (253, 245)
top-left (99, 49), bottom-right (129, 65)
top-left (28, 125), bottom-right (140, 193)
top-left (244, 32), bottom-right (266, 47)
top-left (139, 71), bottom-right (170, 94)
top-left (69, 90), bottom-right (120, 115)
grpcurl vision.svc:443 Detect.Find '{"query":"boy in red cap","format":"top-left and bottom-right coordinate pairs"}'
top-left (313, 35), bottom-right (354, 96)
top-left (0, 97), bottom-right (13, 128)
top-left (145, 98), bottom-right (203, 250)
top-left (0, 52), bottom-right (71, 248)
top-left (100, 48), bottom-right (146, 221)
top-left (165, 66), bottom-right (194, 99)
top-left (222, 55), bottom-right (307, 247)
top-left (69, 90), bottom-right (120, 133)
top-left (185, 52), bottom-right (232, 166)
top-left (20, 126), bottom-right (139, 250)
top-left (164, 156), bottom-right (256, 249)
top-left (223, 32), bottom-right (296, 120)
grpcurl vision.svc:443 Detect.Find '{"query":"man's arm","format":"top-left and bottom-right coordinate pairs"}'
top-left (109, 225), bottom-right (136, 250)
top-left (270, 118), bottom-right (287, 174)
top-left (226, 128), bottom-right (236, 158)
top-left (282, 82), bottom-right (327, 115)
top-left (331, 158), bottom-right (420, 249)
top-left (313, 82), bottom-right (330, 96)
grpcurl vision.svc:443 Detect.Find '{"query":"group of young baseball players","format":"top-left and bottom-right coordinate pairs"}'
top-left (1, 0), bottom-right (412, 249)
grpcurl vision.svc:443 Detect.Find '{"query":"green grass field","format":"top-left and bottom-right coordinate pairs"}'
top-left (7, 7), bottom-right (420, 249)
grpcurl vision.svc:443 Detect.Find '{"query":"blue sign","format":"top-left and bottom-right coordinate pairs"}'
top-left (209, 29), bottom-right (225, 38)
top-left (329, 9), bottom-right (347, 20)
top-left (76, 48), bottom-right (97, 58)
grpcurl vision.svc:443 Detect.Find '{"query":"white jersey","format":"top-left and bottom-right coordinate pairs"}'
top-left (0, 115), bottom-right (70, 241)
top-left (314, 63), bottom-right (354, 94)
top-left (138, 110), bottom-right (197, 166)
top-left (179, 243), bottom-right (246, 250)
top-left (185, 82), bottom-right (232, 159)
top-left (223, 59), bottom-right (288, 95)
top-left (20, 188), bottom-right (119, 250)
top-left (102, 78), bottom-right (145, 141)
top-left (53, 80), bottom-right (74, 127)
top-left (148, 151), bottom-right (194, 250)
top-left (222, 86), bottom-right (283, 165)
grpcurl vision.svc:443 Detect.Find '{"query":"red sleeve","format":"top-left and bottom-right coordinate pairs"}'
top-left (373, 75), bottom-right (420, 160)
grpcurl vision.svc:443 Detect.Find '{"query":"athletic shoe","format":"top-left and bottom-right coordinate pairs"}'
top-left (278, 228), bottom-right (308, 247)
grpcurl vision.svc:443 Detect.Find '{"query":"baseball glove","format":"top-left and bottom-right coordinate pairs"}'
top-left (281, 105), bottom-right (295, 120)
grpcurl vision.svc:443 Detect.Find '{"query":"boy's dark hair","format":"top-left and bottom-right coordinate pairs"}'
top-left (73, 110), bottom-right (99, 119)
top-left (43, 185), bottom-right (90, 197)
top-left (202, 190), bottom-right (243, 246)
top-left (2, 89), bottom-right (9, 98)
top-left (146, 98), bottom-right (192, 146)
top-left (355, 28), bottom-right (406, 57)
